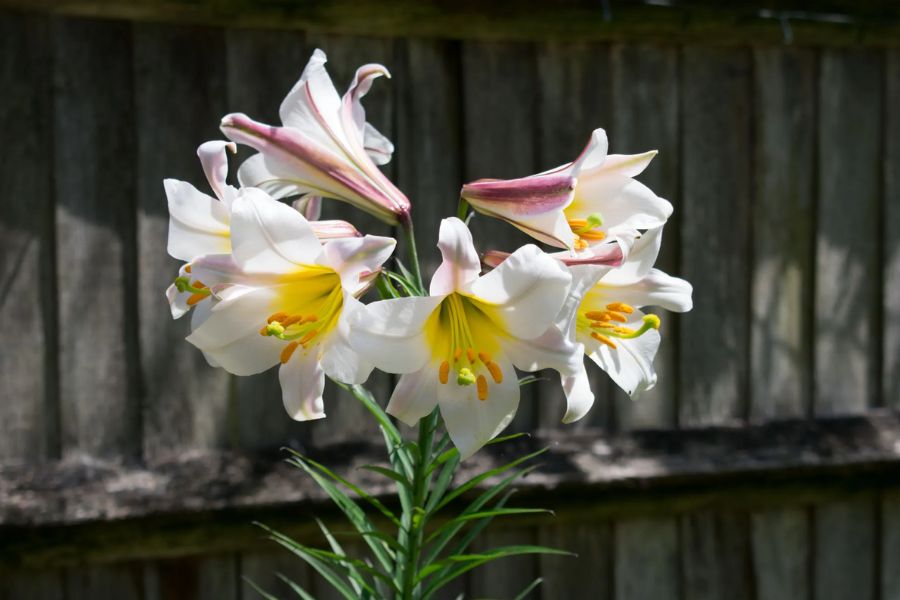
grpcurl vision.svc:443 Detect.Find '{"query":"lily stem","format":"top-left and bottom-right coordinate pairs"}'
top-left (400, 219), bottom-right (425, 295)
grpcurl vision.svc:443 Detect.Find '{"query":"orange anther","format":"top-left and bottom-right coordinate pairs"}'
top-left (259, 325), bottom-right (269, 336)
top-left (280, 314), bottom-right (302, 327)
top-left (605, 311), bottom-right (627, 323)
top-left (439, 361), bottom-right (450, 384)
top-left (304, 315), bottom-right (319, 323)
top-left (184, 264), bottom-right (192, 273)
top-left (567, 218), bottom-right (589, 229)
top-left (591, 332), bottom-right (618, 349)
top-left (280, 341), bottom-right (299, 364)
top-left (299, 329), bottom-right (318, 346)
top-left (193, 280), bottom-right (207, 289)
top-left (606, 302), bottom-right (634, 314)
top-left (476, 375), bottom-right (488, 401)
top-left (579, 230), bottom-right (606, 241)
top-left (574, 237), bottom-right (589, 250)
top-left (585, 311), bottom-right (607, 321)
top-left (590, 320), bottom-right (613, 329)
top-left (186, 292), bottom-right (207, 306)
top-left (466, 348), bottom-right (476, 363)
top-left (486, 361), bottom-right (503, 384)
top-left (453, 348), bottom-right (463, 362)
top-left (478, 351), bottom-right (491, 364)
top-left (267, 312), bottom-right (288, 324)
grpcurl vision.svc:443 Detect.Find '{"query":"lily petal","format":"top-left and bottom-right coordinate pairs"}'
top-left (601, 268), bottom-right (693, 313)
top-left (293, 195), bottom-right (323, 221)
top-left (319, 293), bottom-right (374, 385)
top-left (197, 140), bottom-right (237, 206)
top-left (582, 309), bottom-right (660, 398)
top-left (386, 367), bottom-right (441, 427)
top-left (279, 351), bottom-right (327, 421)
top-left (342, 62), bottom-right (394, 166)
top-left (560, 364), bottom-right (594, 423)
top-left (318, 234), bottom-right (396, 294)
top-left (309, 219), bottom-right (362, 241)
top-left (438, 355), bottom-right (519, 460)
top-left (229, 188), bottom-right (322, 273)
top-left (164, 179), bottom-right (231, 262)
top-left (430, 217), bottom-right (483, 296)
top-left (598, 150), bottom-right (657, 178)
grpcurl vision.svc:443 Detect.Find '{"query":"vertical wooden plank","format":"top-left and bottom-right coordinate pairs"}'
top-left (0, 14), bottom-right (56, 464)
top-left (614, 517), bottom-right (678, 600)
top-left (815, 49), bottom-right (883, 415)
top-left (814, 498), bottom-right (876, 600)
top-left (462, 40), bottom-right (540, 434)
top-left (65, 564), bottom-right (145, 600)
top-left (751, 508), bottom-right (809, 600)
top-left (134, 24), bottom-right (232, 462)
top-left (539, 521), bottom-right (612, 599)
top-left (678, 47), bottom-right (752, 426)
top-left (394, 38), bottom-right (462, 296)
top-left (883, 492), bottom-right (900, 600)
top-left (53, 17), bottom-right (140, 461)
top-left (680, 512), bottom-right (755, 600)
top-left (885, 50), bottom-right (900, 409)
top-left (610, 44), bottom-right (680, 431)
top-left (751, 47), bottom-right (816, 420)
top-left (301, 34), bottom-right (397, 447)
top-left (241, 550), bottom-right (311, 599)
top-left (0, 569), bottom-right (63, 600)
top-left (145, 555), bottom-right (239, 600)
top-left (469, 527), bottom-right (540, 599)
top-left (535, 41), bottom-right (615, 432)
top-left (224, 28), bottom-right (310, 453)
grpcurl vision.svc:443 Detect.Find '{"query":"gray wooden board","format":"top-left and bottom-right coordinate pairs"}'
top-left (750, 47), bottom-right (816, 421)
top-left (813, 497), bottom-right (876, 600)
top-left (534, 41), bottom-right (615, 433)
top-left (883, 491), bottom-right (900, 600)
top-left (64, 563), bottom-right (145, 600)
top-left (144, 554), bottom-right (239, 600)
top-left (301, 33), bottom-right (397, 447)
top-left (53, 17), bottom-right (141, 461)
top-left (224, 27), bottom-right (311, 453)
top-left (0, 569), bottom-right (63, 600)
top-left (886, 49), bottom-right (900, 410)
top-left (815, 48), bottom-right (883, 415)
top-left (750, 508), bottom-right (809, 600)
top-left (538, 520), bottom-right (612, 599)
top-left (680, 511), bottom-right (755, 600)
top-left (133, 23), bottom-right (233, 462)
top-left (240, 549), bottom-right (311, 600)
top-left (469, 527), bottom-right (540, 599)
top-left (461, 40), bottom-right (541, 436)
top-left (610, 43), bottom-right (681, 431)
top-left (614, 517), bottom-right (678, 600)
top-left (678, 46), bottom-right (752, 426)
top-left (0, 13), bottom-right (55, 464)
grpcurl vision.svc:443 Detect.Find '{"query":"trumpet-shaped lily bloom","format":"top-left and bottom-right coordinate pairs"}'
top-left (182, 189), bottom-right (396, 421)
top-left (349, 218), bottom-right (588, 458)
top-left (461, 129), bottom-right (671, 255)
top-left (221, 49), bottom-right (411, 225)
top-left (564, 227), bottom-right (692, 400)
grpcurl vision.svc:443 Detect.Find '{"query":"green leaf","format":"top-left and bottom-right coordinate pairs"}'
top-left (359, 464), bottom-right (412, 490)
top-left (384, 270), bottom-right (419, 297)
top-left (375, 273), bottom-right (401, 299)
top-left (394, 260), bottom-right (424, 295)
top-left (242, 576), bottom-right (280, 600)
top-left (276, 573), bottom-right (317, 600)
top-left (263, 529), bottom-right (358, 600)
top-left (514, 577), bottom-right (544, 600)
top-left (425, 451), bottom-right (460, 513)
top-left (517, 375), bottom-right (547, 387)
top-left (316, 519), bottom-right (363, 596)
top-left (426, 508), bottom-right (552, 543)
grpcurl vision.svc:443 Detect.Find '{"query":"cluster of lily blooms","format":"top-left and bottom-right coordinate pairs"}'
top-left (165, 49), bottom-right (692, 458)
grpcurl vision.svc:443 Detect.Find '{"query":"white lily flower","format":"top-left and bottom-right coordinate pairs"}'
top-left (183, 189), bottom-right (396, 421)
top-left (349, 217), bottom-right (586, 458)
top-left (221, 49), bottom-right (411, 225)
top-left (565, 228), bottom-right (692, 403)
top-left (461, 129), bottom-right (671, 256)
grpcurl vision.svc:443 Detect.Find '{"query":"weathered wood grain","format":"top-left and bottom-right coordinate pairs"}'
top-left (610, 43), bottom-right (681, 431)
top-left (534, 41), bottom-right (615, 433)
top-left (813, 497), bottom-right (876, 600)
top-left (750, 47), bottom-right (816, 421)
top-left (815, 49), bottom-right (883, 415)
top-left (539, 520), bottom-right (612, 599)
top-left (53, 17), bottom-right (141, 462)
top-left (301, 33), bottom-right (398, 447)
top-left (64, 563), bottom-right (144, 600)
top-left (886, 49), bottom-right (900, 410)
top-left (144, 554), bottom-right (239, 600)
top-left (750, 508), bottom-right (809, 600)
top-left (0, 568), bottom-right (63, 600)
top-left (678, 46), bottom-right (752, 426)
top-left (470, 527), bottom-right (540, 598)
top-left (680, 512), bottom-right (754, 600)
top-left (241, 550), bottom-right (311, 599)
top-left (883, 491), bottom-right (900, 600)
top-left (134, 23), bottom-right (233, 462)
top-left (462, 40), bottom-right (540, 434)
top-left (0, 13), bottom-right (56, 465)
top-left (224, 28), bottom-right (311, 453)
top-left (614, 517), bottom-right (678, 600)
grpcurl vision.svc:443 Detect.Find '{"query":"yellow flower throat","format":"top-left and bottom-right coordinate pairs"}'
top-left (427, 293), bottom-right (503, 402)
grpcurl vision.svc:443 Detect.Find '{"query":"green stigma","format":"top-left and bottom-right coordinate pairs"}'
top-left (457, 367), bottom-right (477, 386)
top-left (174, 276), bottom-right (190, 293)
top-left (265, 322), bottom-right (286, 337)
top-left (586, 212), bottom-right (604, 228)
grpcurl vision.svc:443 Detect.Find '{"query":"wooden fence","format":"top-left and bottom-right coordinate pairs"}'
top-left (1, 1), bottom-right (899, 598)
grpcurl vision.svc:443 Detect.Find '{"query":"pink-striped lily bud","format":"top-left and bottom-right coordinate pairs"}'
top-left (461, 173), bottom-right (577, 249)
top-left (310, 219), bottom-right (363, 241)
top-left (221, 49), bottom-right (411, 226)
top-left (461, 128), bottom-right (672, 257)
top-left (482, 243), bottom-right (624, 270)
